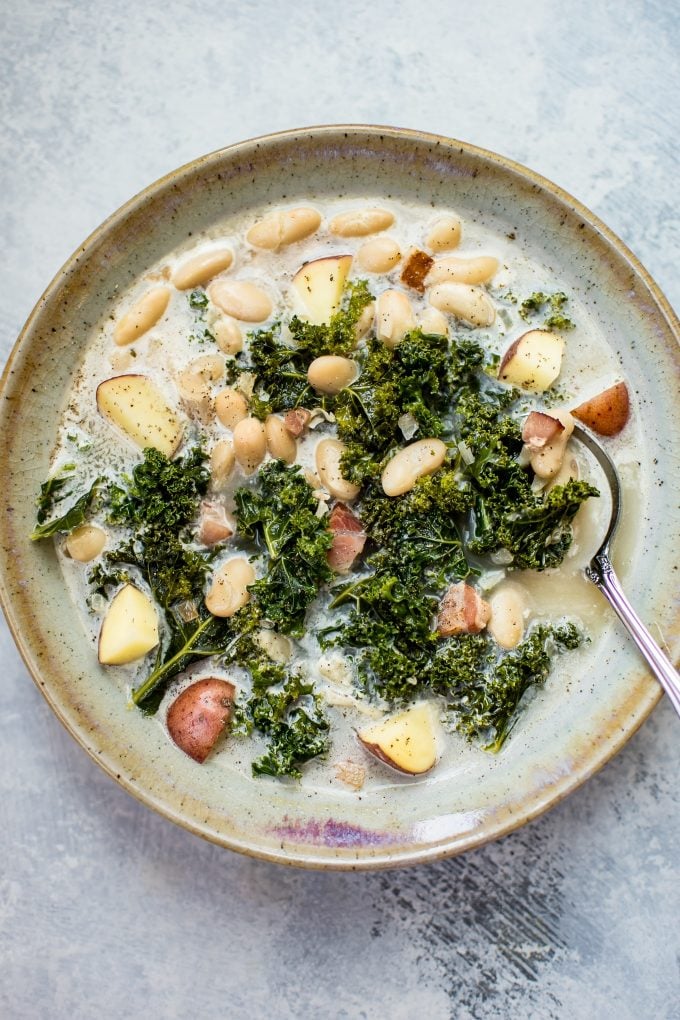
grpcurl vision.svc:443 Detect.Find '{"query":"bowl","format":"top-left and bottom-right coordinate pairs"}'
top-left (1, 125), bottom-right (678, 869)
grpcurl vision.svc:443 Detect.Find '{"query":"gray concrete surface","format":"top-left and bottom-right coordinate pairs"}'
top-left (1, 2), bottom-right (678, 1017)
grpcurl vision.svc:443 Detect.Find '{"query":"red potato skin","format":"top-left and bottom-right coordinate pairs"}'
top-left (498, 329), bottom-right (558, 387)
top-left (498, 336), bottom-right (523, 378)
top-left (572, 381), bottom-right (630, 437)
top-left (166, 678), bottom-right (235, 763)
top-left (327, 503), bottom-right (367, 573)
top-left (522, 410), bottom-right (564, 447)
top-left (437, 582), bottom-right (491, 637)
top-left (283, 408), bottom-right (312, 437)
top-left (197, 501), bottom-right (233, 546)
top-left (357, 736), bottom-right (421, 776)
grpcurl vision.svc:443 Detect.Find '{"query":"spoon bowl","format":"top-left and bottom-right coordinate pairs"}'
top-left (571, 425), bottom-right (680, 716)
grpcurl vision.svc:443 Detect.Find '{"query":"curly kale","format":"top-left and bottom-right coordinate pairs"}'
top-left (359, 469), bottom-right (473, 585)
top-left (433, 623), bottom-right (582, 750)
top-left (238, 662), bottom-right (330, 778)
top-left (519, 291), bottom-right (575, 331)
top-left (187, 288), bottom-right (217, 344)
top-left (287, 278), bottom-right (373, 358)
top-left (492, 480), bottom-right (600, 570)
top-left (335, 331), bottom-right (490, 484)
top-left (458, 392), bottom-right (597, 569)
top-left (104, 446), bottom-right (212, 607)
top-left (237, 322), bottom-right (312, 417)
top-left (326, 592), bottom-right (582, 748)
top-left (31, 469), bottom-right (104, 540)
top-left (234, 461), bottom-right (333, 636)
top-left (228, 280), bottom-right (373, 418)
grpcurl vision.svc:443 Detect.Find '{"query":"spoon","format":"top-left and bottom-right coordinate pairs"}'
top-left (572, 424), bottom-right (680, 716)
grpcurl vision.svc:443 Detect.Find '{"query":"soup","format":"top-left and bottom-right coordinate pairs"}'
top-left (32, 196), bottom-right (638, 789)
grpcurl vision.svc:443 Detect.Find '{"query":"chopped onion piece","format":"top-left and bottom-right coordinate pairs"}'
top-left (457, 441), bottom-right (475, 466)
top-left (398, 412), bottom-right (419, 441)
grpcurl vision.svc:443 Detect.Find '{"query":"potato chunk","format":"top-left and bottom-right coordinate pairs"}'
top-left (96, 375), bottom-right (184, 457)
top-left (166, 678), bottom-right (235, 763)
top-left (98, 584), bottom-right (159, 665)
top-left (358, 704), bottom-right (438, 775)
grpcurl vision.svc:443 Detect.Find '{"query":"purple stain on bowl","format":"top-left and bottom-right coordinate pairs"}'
top-left (273, 815), bottom-right (397, 848)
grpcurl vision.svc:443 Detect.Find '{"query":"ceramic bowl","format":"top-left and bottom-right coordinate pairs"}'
top-left (1, 126), bottom-right (678, 869)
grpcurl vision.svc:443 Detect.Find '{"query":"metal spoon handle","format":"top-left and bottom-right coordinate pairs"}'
top-left (587, 554), bottom-right (680, 717)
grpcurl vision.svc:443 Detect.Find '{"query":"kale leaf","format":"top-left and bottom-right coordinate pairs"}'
top-left (238, 662), bottom-right (330, 778)
top-left (519, 291), bottom-right (575, 331)
top-left (432, 623), bottom-right (582, 750)
top-left (105, 446), bottom-right (212, 607)
top-left (187, 288), bottom-right (216, 344)
top-left (359, 468), bottom-right (473, 586)
top-left (31, 473), bottom-right (104, 540)
top-left (336, 331), bottom-right (485, 484)
top-left (228, 280), bottom-right (373, 418)
top-left (458, 392), bottom-right (597, 569)
top-left (234, 461), bottom-right (333, 636)
top-left (324, 571), bottom-right (439, 701)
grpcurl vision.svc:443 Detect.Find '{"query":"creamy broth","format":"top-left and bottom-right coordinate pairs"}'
top-left (48, 196), bottom-right (643, 789)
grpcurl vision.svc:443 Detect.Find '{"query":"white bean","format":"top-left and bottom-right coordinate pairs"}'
top-left (215, 388), bottom-right (248, 429)
top-left (329, 208), bottom-right (394, 237)
top-left (254, 628), bottom-right (293, 662)
top-left (233, 417), bottom-right (267, 474)
top-left (208, 279), bottom-right (272, 322)
top-left (381, 438), bottom-right (447, 496)
top-left (547, 454), bottom-right (579, 491)
top-left (307, 355), bottom-right (358, 395)
top-left (488, 585), bottom-right (526, 649)
top-left (205, 558), bottom-right (255, 618)
top-left (177, 370), bottom-right (213, 424)
top-left (427, 255), bottom-right (499, 286)
top-left (188, 354), bottom-right (224, 381)
top-left (210, 439), bottom-right (236, 487)
top-left (212, 316), bottom-right (243, 355)
top-left (426, 215), bottom-right (462, 252)
top-left (113, 287), bottom-right (170, 346)
top-left (419, 306), bottom-right (449, 336)
top-left (171, 248), bottom-right (233, 290)
top-left (265, 415), bottom-right (297, 464)
top-left (354, 301), bottom-right (375, 341)
top-left (315, 439), bottom-right (361, 501)
top-left (428, 282), bottom-right (496, 327)
top-left (376, 289), bottom-right (416, 348)
top-left (65, 525), bottom-right (107, 562)
top-left (531, 409), bottom-right (575, 479)
top-left (246, 207), bottom-right (322, 249)
top-left (356, 236), bottom-right (401, 273)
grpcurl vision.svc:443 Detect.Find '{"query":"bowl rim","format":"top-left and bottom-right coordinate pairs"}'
top-left (1, 123), bottom-right (678, 870)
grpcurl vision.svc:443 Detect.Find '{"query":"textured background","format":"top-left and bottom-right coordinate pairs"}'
top-left (1, 2), bottom-right (678, 1017)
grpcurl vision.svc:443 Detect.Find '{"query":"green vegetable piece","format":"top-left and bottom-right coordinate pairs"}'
top-left (31, 474), bottom-right (103, 540)
top-left (519, 290), bottom-right (575, 331)
top-left (239, 662), bottom-right (330, 779)
top-left (105, 446), bottom-right (212, 608)
top-left (234, 461), bottom-right (333, 637)
top-left (436, 623), bottom-right (582, 751)
top-left (227, 280), bottom-right (373, 418)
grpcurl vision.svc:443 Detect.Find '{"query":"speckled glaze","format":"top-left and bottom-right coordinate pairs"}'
top-left (1, 126), bottom-right (678, 870)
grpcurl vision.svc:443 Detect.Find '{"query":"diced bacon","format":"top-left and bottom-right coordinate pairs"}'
top-left (521, 411), bottom-right (564, 450)
top-left (437, 582), bottom-right (491, 637)
top-left (283, 407), bottom-right (312, 438)
top-left (198, 501), bottom-right (234, 546)
top-left (327, 502), bottom-right (367, 574)
top-left (400, 249), bottom-right (434, 293)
